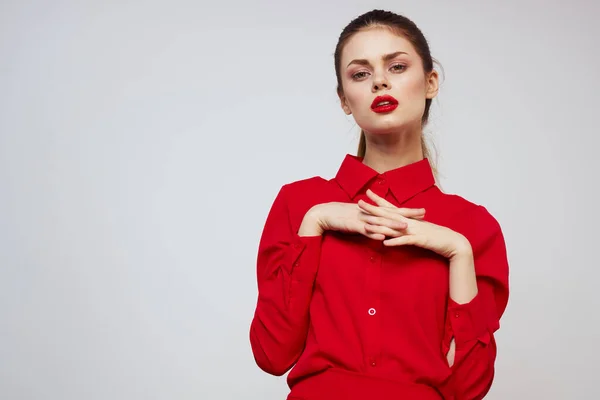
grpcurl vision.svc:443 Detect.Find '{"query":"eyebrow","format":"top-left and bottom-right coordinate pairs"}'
top-left (346, 51), bottom-right (408, 68)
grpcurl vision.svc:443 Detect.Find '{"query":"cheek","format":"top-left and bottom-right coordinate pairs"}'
top-left (344, 86), bottom-right (369, 109)
top-left (402, 74), bottom-right (427, 97)
top-left (386, 70), bottom-right (418, 90)
top-left (409, 83), bottom-right (426, 99)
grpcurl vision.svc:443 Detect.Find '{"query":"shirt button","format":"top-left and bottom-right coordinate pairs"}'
top-left (368, 308), bottom-right (376, 316)
top-left (370, 360), bottom-right (377, 367)
top-left (370, 256), bottom-right (376, 262)
top-left (455, 313), bottom-right (460, 318)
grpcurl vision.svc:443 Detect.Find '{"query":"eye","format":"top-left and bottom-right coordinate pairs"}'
top-left (390, 63), bottom-right (406, 72)
top-left (351, 71), bottom-right (369, 80)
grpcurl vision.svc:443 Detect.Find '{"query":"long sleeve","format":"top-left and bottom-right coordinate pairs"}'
top-left (249, 184), bottom-right (323, 376)
top-left (438, 206), bottom-right (510, 400)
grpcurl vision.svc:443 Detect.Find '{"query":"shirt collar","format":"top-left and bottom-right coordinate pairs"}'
top-left (334, 154), bottom-right (436, 204)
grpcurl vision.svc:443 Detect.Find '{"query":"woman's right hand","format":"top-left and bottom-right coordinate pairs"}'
top-left (301, 196), bottom-right (426, 240)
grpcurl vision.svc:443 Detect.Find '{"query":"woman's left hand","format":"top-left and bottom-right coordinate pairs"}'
top-left (358, 189), bottom-right (472, 260)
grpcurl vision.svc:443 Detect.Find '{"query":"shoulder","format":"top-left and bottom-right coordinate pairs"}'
top-left (282, 176), bottom-right (329, 194)
top-left (278, 176), bottom-right (331, 230)
top-left (433, 190), bottom-right (504, 240)
top-left (434, 189), bottom-right (499, 224)
top-left (439, 192), bottom-right (509, 284)
top-left (280, 175), bottom-right (332, 210)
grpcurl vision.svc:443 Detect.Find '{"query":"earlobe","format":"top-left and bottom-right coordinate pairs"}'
top-left (340, 98), bottom-right (352, 115)
top-left (426, 84), bottom-right (439, 99)
top-left (426, 71), bottom-right (440, 99)
top-left (337, 91), bottom-right (352, 115)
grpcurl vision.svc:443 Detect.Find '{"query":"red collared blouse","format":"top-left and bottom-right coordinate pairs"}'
top-left (250, 155), bottom-right (509, 400)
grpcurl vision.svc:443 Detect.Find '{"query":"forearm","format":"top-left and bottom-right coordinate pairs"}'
top-left (438, 207), bottom-right (509, 399)
top-left (448, 238), bottom-right (477, 304)
top-left (251, 251), bottom-right (318, 375)
top-left (250, 191), bottom-right (324, 375)
top-left (441, 243), bottom-right (496, 398)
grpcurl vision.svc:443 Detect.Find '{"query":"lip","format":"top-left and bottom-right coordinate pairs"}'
top-left (371, 94), bottom-right (399, 113)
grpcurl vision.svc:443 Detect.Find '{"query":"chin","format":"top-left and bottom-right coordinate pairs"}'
top-left (361, 118), bottom-right (404, 135)
top-left (361, 113), bottom-right (422, 135)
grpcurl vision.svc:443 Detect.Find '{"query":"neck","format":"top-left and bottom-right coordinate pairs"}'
top-left (361, 127), bottom-right (424, 174)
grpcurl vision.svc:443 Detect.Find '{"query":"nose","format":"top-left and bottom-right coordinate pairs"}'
top-left (372, 75), bottom-right (390, 92)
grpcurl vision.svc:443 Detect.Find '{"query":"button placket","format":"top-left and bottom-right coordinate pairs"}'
top-left (364, 249), bottom-right (382, 370)
top-left (377, 176), bottom-right (390, 195)
top-left (367, 254), bottom-right (378, 317)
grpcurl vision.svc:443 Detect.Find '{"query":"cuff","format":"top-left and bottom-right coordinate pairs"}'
top-left (288, 234), bottom-right (323, 282)
top-left (447, 292), bottom-right (489, 347)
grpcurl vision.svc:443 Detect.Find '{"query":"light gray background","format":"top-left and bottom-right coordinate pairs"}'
top-left (1, 1), bottom-right (598, 399)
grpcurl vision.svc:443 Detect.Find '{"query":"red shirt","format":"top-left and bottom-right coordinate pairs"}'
top-left (250, 155), bottom-right (509, 400)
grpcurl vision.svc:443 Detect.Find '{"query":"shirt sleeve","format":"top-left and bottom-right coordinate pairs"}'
top-left (438, 205), bottom-right (510, 400)
top-left (249, 184), bottom-right (323, 376)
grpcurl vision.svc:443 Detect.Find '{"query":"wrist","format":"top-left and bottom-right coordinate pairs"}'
top-left (298, 206), bottom-right (324, 236)
top-left (449, 235), bottom-right (473, 261)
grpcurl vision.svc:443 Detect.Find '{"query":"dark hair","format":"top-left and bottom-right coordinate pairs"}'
top-left (334, 10), bottom-right (441, 176)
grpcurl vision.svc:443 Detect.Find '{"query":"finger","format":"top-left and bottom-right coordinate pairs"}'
top-left (358, 199), bottom-right (422, 222)
top-left (358, 199), bottom-right (405, 222)
top-left (357, 199), bottom-right (383, 215)
top-left (361, 227), bottom-right (385, 241)
top-left (383, 235), bottom-right (417, 247)
top-left (350, 219), bottom-right (385, 240)
top-left (365, 223), bottom-right (404, 237)
top-left (365, 232), bottom-right (385, 240)
top-left (366, 190), bottom-right (426, 218)
top-left (358, 207), bottom-right (374, 217)
top-left (395, 208), bottom-right (426, 218)
top-left (362, 215), bottom-right (407, 230)
top-left (366, 189), bottom-right (395, 207)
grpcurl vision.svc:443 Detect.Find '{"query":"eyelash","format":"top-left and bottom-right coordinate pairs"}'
top-left (351, 63), bottom-right (406, 80)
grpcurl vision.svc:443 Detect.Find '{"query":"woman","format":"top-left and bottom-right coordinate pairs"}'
top-left (249, 9), bottom-right (509, 400)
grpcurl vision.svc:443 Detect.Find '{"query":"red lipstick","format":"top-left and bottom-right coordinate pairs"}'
top-left (371, 94), bottom-right (399, 113)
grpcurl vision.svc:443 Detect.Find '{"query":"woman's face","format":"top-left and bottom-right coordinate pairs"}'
top-left (338, 27), bottom-right (438, 135)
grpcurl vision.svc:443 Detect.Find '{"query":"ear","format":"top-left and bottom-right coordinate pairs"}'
top-left (425, 70), bottom-right (439, 99)
top-left (338, 92), bottom-right (352, 115)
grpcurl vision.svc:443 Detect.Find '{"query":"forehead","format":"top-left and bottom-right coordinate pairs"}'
top-left (341, 27), bottom-right (415, 63)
